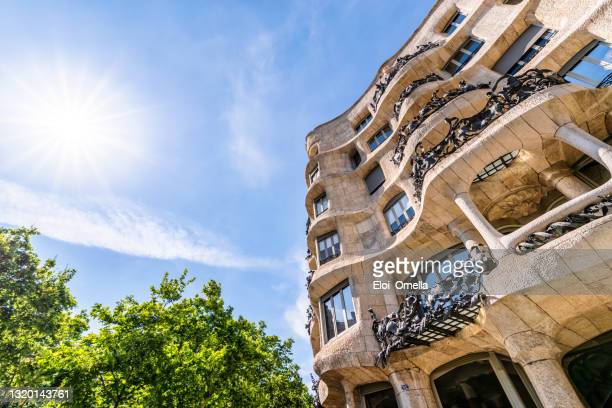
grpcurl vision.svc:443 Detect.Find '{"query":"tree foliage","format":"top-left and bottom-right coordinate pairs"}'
top-left (0, 227), bottom-right (86, 387)
top-left (0, 227), bottom-right (311, 407)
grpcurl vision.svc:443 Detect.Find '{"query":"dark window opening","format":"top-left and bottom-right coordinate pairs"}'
top-left (563, 331), bottom-right (612, 408)
top-left (350, 150), bottom-right (362, 169)
top-left (365, 165), bottom-right (385, 195)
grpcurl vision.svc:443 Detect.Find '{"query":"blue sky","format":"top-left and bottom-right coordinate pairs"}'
top-left (0, 0), bottom-right (435, 379)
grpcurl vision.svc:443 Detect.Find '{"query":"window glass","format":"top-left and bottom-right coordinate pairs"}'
top-left (317, 231), bottom-right (340, 264)
top-left (365, 165), bottom-right (386, 194)
top-left (563, 42), bottom-right (612, 88)
top-left (444, 38), bottom-right (484, 75)
top-left (323, 299), bottom-right (335, 341)
top-left (474, 150), bottom-right (519, 182)
top-left (332, 292), bottom-right (346, 334)
top-left (368, 126), bottom-right (392, 151)
top-left (321, 282), bottom-right (356, 342)
top-left (384, 193), bottom-right (416, 234)
top-left (309, 164), bottom-right (319, 184)
top-left (355, 113), bottom-right (372, 133)
top-left (443, 12), bottom-right (465, 35)
top-left (314, 193), bottom-right (329, 216)
top-left (342, 286), bottom-right (356, 327)
top-left (563, 332), bottom-right (612, 408)
top-left (506, 28), bottom-right (556, 75)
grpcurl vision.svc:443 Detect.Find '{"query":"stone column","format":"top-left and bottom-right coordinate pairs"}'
top-left (388, 368), bottom-right (437, 408)
top-left (454, 192), bottom-right (505, 250)
top-left (555, 123), bottom-right (612, 171)
top-left (340, 379), bottom-right (357, 408)
top-left (539, 161), bottom-right (591, 199)
top-left (504, 331), bottom-right (585, 408)
top-left (448, 220), bottom-right (484, 252)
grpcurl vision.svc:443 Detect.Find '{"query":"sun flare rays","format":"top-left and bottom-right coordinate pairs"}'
top-left (0, 59), bottom-right (148, 189)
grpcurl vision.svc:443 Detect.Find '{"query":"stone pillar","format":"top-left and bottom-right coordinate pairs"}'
top-left (388, 368), bottom-right (436, 408)
top-left (539, 162), bottom-right (591, 199)
top-left (504, 331), bottom-right (585, 408)
top-left (454, 192), bottom-right (505, 250)
top-left (448, 219), bottom-right (484, 252)
top-left (340, 379), bottom-right (357, 408)
top-left (555, 123), bottom-right (612, 171)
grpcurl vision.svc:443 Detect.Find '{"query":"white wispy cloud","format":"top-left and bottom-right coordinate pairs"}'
top-left (224, 32), bottom-right (280, 188)
top-left (283, 249), bottom-right (311, 341)
top-left (0, 179), bottom-right (277, 269)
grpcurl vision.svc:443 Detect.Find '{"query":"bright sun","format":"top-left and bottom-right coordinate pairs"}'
top-left (0, 60), bottom-right (147, 187)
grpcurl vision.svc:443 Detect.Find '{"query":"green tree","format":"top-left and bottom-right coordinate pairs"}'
top-left (42, 271), bottom-right (312, 407)
top-left (0, 227), bottom-right (87, 387)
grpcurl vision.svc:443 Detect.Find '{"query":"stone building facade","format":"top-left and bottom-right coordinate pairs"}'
top-left (303, 0), bottom-right (612, 407)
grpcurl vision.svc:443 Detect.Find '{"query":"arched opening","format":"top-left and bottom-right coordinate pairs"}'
top-left (432, 353), bottom-right (540, 407)
top-left (358, 382), bottom-right (397, 408)
top-left (562, 331), bottom-right (612, 408)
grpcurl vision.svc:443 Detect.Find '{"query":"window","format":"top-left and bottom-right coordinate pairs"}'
top-left (433, 353), bottom-right (539, 408)
top-left (474, 150), bottom-right (519, 182)
top-left (413, 244), bottom-right (470, 289)
top-left (442, 12), bottom-right (465, 35)
top-left (365, 165), bottom-right (385, 195)
top-left (321, 281), bottom-right (356, 342)
top-left (506, 29), bottom-right (556, 75)
top-left (561, 41), bottom-right (612, 88)
top-left (359, 383), bottom-right (398, 408)
top-left (350, 150), bottom-right (362, 169)
top-left (563, 331), bottom-right (612, 408)
top-left (384, 193), bottom-right (416, 235)
top-left (314, 193), bottom-right (329, 216)
top-left (309, 164), bottom-right (319, 184)
top-left (444, 37), bottom-right (484, 75)
top-left (367, 125), bottom-right (393, 151)
top-left (317, 231), bottom-right (340, 264)
top-left (355, 113), bottom-right (373, 133)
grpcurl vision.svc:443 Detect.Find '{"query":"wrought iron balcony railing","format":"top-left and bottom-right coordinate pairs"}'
top-left (392, 80), bottom-right (490, 165)
top-left (409, 69), bottom-right (567, 200)
top-left (370, 41), bottom-right (442, 112)
top-left (393, 73), bottom-right (442, 119)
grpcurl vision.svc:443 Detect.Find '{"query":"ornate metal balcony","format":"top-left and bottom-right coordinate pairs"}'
top-left (392, 80), bottom-right (490, 165)
top-left (311, 374), bottom-right (323, 408)
top-left (306, 217), bottom-right (311, 235)
top-left (305, 305), bottom-right (314, 335)
top-left (305, 269), bottom-right (314, 289)
top-left (369, 245), bottom-right (497, 367)
top-left (409, 69), bottom-right (567, 200)
top-left (393, 73), bottom-right (442, 118)
top-left (370, 41), bottom-right (442, 112)
top-left (516, 195), bottom-right (612, 254)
